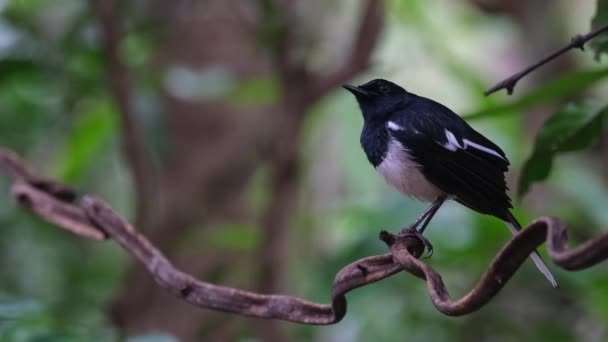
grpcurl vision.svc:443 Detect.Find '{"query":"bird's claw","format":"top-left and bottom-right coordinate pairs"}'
top-left (398, 227), bottom-right (434, 258)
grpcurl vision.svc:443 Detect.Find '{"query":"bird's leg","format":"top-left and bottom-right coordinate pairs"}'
top-left (417, 196), bottom-right (446, 234)
top-left (399, 196), bottom-right (447, 257)
top-left (402, 202), bottom-right (439, 232)
top-left (401, 195), bottom-right (447, 232)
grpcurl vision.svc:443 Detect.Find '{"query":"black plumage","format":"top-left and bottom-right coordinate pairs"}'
top-left (388, 96), bottom-right (512, 221)
top-left (344, 78), bottom-right (558, 288)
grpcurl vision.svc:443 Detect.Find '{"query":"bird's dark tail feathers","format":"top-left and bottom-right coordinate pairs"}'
top-left (503, 211), bottom-right (558, 288)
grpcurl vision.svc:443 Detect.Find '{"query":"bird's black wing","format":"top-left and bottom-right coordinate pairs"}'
top-left (388, 102), bottom-right (512, 220)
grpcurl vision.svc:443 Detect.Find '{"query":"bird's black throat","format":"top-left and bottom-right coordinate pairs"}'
top-left (344, 80), bottom-right (410, 168)
top-left (360, 121), bottom-right (389, 168)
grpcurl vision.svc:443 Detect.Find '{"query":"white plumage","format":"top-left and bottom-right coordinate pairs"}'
top-left (376, 138), bottom-right (443, 202)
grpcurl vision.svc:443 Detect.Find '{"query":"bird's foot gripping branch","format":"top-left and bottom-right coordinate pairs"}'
top-left (2, 146), bottom-right (608, 322)
top-left (394, 228), bottom-right (434, 258)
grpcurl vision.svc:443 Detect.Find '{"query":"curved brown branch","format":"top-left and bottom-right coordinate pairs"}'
top-left (83, 195), bottom-right (410, 324)
top-left (485, 23), bottom-right (608, 96)
top-left (2, 146), bottom-right (608, 322)
top-left (12, 183), bottom-right (106, 241)
top-left (0, 147), bottom-right (77, 202)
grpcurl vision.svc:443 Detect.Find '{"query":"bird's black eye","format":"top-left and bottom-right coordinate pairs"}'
top-left (378, 84), bottom-right (390, 94)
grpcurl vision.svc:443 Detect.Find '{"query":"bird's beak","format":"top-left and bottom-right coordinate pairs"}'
top-left (342, 84), bottom-right (370, 97)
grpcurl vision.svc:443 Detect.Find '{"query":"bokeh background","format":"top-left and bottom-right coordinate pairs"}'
top-left (0, 0), bottom-right (607, 341)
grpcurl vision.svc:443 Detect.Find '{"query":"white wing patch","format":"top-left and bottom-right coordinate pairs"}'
top-left (441, 129), bottom-right (505, 160)
top-left (463, 139), bottom-right (505, 159)
top-left (387, 121), bottom-right (405, 131)
top-left (443, 130), bottom-right (461, 151)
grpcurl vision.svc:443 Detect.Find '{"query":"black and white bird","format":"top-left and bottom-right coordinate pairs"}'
top-left (343, 78), bottom-right (558, 288)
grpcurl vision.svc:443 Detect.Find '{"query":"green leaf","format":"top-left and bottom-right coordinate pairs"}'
top-left (518, 102), bottom-right (607, 198)
top-left (465, 68), bottom-right (608, 120)
top-left (591, 0), bottom-right (608, 60)
top-left (52, 99), bottom-right (118, 183)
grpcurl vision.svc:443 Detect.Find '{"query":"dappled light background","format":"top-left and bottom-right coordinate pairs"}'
top-left (0, 0), bottom-right (607, 341)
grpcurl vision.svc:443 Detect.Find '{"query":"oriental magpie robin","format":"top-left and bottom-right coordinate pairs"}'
top-left (343, 79), bottom-right (558, 288)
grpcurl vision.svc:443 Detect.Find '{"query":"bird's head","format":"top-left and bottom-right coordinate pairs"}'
top-left (343, 79), bottom-right (409, 122)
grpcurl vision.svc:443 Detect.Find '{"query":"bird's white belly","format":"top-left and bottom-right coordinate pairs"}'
top-left (376, 140), bottom-right (443, 202)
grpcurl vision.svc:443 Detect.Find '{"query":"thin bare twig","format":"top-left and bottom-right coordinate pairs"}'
top-left (3, 146), bottom-right (608, 322)
top-left (485, 23), bottom-right (608, 96)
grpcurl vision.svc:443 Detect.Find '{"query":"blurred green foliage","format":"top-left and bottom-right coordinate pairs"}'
top-left (52, 99), bottom-right (118, 183)
top-left (592, 0), bottom-right (608, 59)
top-left (0, 0), bottom-right (606, 341)
top-left (519, 102), bottom-right (606, 198)
top-left (464, 68), bottom-right (608, 120)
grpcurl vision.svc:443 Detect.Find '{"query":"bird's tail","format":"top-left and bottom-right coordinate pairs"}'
top-left (504, 211), bottom-right (558, 288)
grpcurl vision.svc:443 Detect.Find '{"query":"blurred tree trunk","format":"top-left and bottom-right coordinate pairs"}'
top-left (101, 0), bottom-right (383, 340)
